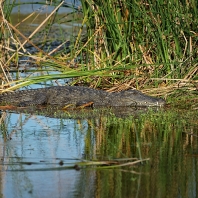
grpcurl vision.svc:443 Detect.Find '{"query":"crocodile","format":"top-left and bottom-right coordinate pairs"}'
top-left (0, 86), bottom-right (165, 107)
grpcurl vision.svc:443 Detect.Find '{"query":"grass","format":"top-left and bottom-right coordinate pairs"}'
top-left (0, 0), bottom-right (197, 96)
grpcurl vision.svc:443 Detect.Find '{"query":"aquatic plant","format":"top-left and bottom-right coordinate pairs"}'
top-left (0, 0), bottom-right (197, 95)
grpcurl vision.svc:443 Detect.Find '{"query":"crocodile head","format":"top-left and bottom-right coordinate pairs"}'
top-left (120, 90), bottom-right (165, 107)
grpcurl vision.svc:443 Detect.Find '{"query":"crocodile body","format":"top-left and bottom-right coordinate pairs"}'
top-left (0, 86), bottom-right (165, 107)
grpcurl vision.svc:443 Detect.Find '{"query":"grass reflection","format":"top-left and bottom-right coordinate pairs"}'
top-left (0, 106), bottom-right (197, 197)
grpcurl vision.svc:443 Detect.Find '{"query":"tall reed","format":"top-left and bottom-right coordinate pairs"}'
top-left (80, 0), bottom-right (198, 83)
top-left (0, 0), bottom-right (197, 91)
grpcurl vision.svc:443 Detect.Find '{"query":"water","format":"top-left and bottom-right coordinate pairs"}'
top-left (0, 107), bottom-right (197, 198)
top-left (0, 112), bottom-right (85, 197)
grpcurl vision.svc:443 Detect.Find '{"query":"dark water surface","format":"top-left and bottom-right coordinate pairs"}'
top-left (0, 107), bottom-right (197, 198)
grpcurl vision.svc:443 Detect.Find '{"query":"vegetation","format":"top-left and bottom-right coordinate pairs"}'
top-left (0, 0), bottom-right (197, 95)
